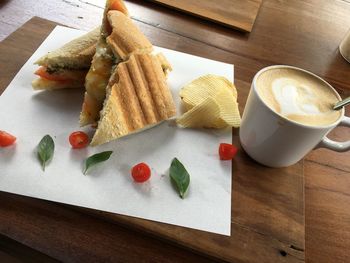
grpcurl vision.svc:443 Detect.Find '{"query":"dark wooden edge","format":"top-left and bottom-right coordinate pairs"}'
top-left (0, 233), bottom-right (59, 263)
top-left (0, 18), bottom-right (59, 95)
top-left (146, 0), bottom-right (261, 32)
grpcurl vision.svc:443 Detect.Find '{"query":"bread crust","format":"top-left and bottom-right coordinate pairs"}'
top-left (31, 78), bottom-right (85, 90)
top-left (35, 27), bottom-right (100, 70)
top-left (106, 11), bottom-right (153, 60)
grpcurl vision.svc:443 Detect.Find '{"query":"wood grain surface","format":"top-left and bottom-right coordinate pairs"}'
top-left (149, 0), bottom-right (262, 32)
top-left (0, 0), bottom-right (350, 262)
top-left (0, 191), bottom-right (213, 263)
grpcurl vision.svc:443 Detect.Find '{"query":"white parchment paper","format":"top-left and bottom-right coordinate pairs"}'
top-left (0, 26), bottom-right (234, 235)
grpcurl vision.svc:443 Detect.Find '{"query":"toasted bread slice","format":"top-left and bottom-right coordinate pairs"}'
top-left (91, 53), bottom-right (176, 146)
top-left (80, 9), bottom-right (153, 126)
top-left (32, 78), bottom-right (85, 90)
top-left (106, 10), bottom-right (153, 60)
top-left (101, 0), bottom-right (129, 37)
top-left (35, 27), bottom-right (99, 70)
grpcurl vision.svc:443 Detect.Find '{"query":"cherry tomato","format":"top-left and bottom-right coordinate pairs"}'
top-left (0, 130), bottom-right (16, 147)
top-left (69, 131), bottom-right (89, 149)
top-left (131, 163), bottom-right (151, 183)
top-left (219, 143), bottom-right (238, 160)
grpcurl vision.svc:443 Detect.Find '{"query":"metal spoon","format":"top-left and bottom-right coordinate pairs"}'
top-left (333, 96), bottom-right (350, 110)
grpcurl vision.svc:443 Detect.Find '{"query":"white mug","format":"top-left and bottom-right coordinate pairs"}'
top-left (239, 65), bottom-right (350, 168)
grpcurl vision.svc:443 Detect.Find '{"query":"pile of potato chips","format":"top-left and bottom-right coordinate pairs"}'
top-left (177, 74), bottom-right (241, 128)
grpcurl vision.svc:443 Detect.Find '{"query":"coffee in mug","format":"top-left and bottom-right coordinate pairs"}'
top-left (255, 67), bottom-right (341, 126)
top-left (239, 65), bottom-right (350, 168)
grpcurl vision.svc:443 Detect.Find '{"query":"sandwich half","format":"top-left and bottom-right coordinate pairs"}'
top-left (80, 5), bottom-right (153, 126)
top-left (91, 52), bottom-right (176, 146)
top-left (79, 1), bottom-right (176, 146)
top-left (32, 27), bottom-right (100, 90)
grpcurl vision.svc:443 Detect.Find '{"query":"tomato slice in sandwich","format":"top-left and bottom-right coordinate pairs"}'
top-left (35, 66), bottom-right (68, 82)
top-left (35, 66), bottom-right (87, 83)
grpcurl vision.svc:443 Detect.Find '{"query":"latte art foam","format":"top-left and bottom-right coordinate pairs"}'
top-left (256, 68), bottom-right (341, 126)
top-left (272, 78), bottom-right (320, 116)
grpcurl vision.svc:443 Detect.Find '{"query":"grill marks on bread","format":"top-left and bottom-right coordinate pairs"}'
top-left (80, 10), bottom-right (153, 126)
top-left (107, 11), bottom-right (153, 60)
top-left (91, 53), bottom-right (176, 146)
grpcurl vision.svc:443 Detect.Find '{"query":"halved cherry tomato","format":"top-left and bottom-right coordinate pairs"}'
top-left (0, 130), bottom-right (16, 147)
top-left (109, 0), bottom-right (128, 14)
top-left (131, 163), bottom-right (151, 183)
top-left (35, 67), bottom-right (68, 82)
top-left (219, 143), bottom-right (238, 160)
top-left (69, 131), bottom-right (89, 149)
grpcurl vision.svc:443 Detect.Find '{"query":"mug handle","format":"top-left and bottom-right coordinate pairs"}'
top-left (317, 116), bottom-right (350, 152)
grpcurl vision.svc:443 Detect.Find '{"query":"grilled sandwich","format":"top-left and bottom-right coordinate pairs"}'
top-left (80, 0), bottom-right (152, 126)
top-left (32, 27), bottom-right (99, 90)
top-left (91, 52), bottom-right (176, 146)
top-left (81, 4), bottom-right (175, 145)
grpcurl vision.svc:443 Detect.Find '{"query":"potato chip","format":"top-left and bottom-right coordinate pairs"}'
top-left (178, 74), bottom-right (241, 128)
top-left (176, 97), bottom-right (221, 128)
top-left (214, 89), bottom-right (241, 128)
top-left (179, 74), bottom-right (237, 111)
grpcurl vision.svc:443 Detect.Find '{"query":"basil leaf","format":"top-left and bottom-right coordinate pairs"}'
top-left (170, 158), bottom-right (190, 199)
top-left (37, 135), bottom-right (55, 171)
top-left (83, 151), bottom-right (113, 175)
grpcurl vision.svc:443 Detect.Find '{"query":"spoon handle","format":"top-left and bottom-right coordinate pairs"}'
top-left (333, 96), bottom-right (350, 110)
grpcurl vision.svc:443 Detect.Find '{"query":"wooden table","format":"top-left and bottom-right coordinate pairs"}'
top-left (0, 0), bottom-right (349, 262)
